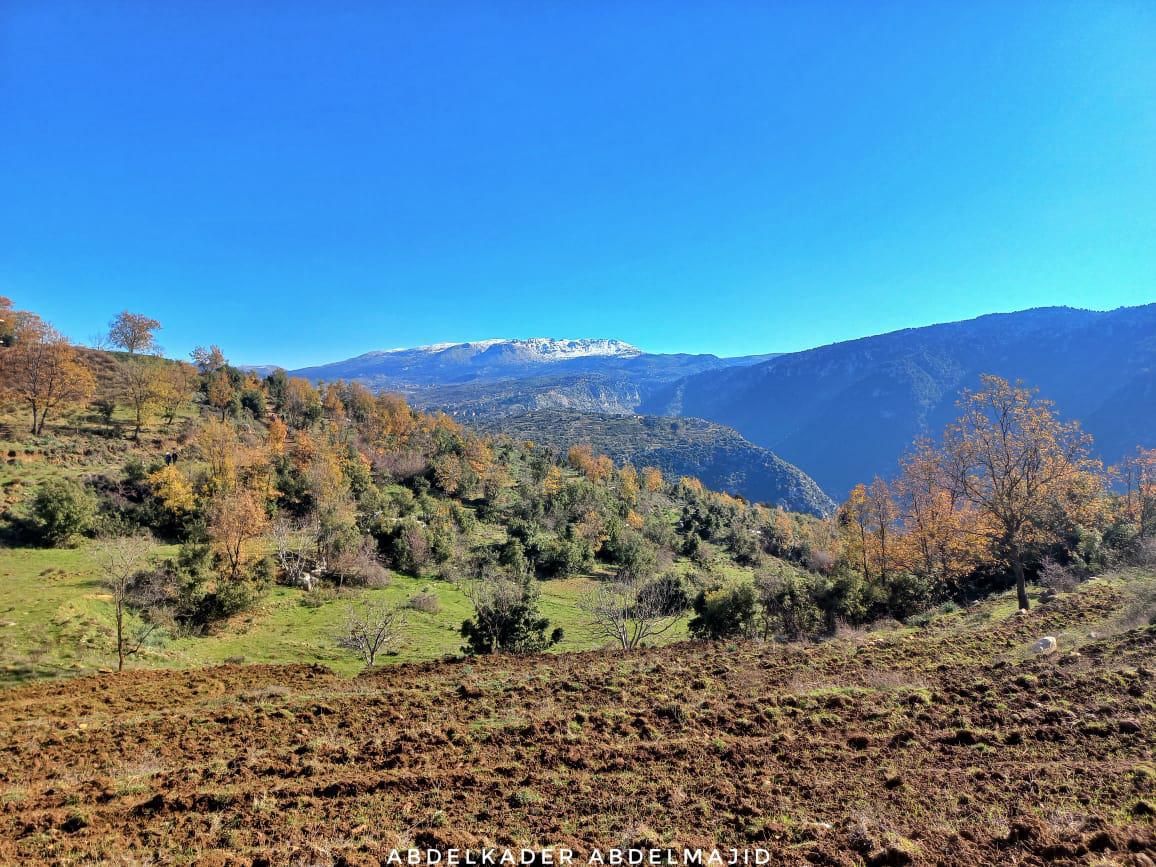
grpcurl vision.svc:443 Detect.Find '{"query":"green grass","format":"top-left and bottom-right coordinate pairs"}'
top-left (0, 545), bottom-right (155, 683)
top-left (0, 540), bottom-right (624, 683)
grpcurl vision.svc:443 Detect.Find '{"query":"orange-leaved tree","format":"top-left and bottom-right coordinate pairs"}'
top-left (1, 312), bottom-right (95, 435)
top-left (938, 375), bottom-right (1099, 610)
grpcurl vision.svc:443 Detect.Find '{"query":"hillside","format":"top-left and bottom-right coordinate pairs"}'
top-left (409, 372), bottom-right (645, 417)
top-left (3, 302), bottom-right (823, 688)
top-left (641, 304), bottom-right (1156, 497)
top-left (2, 572), bottom-right (1153, 864)
top-left (473, 410), bottom-right (835, 516)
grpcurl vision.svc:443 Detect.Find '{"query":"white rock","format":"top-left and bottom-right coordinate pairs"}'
top-left (1031, 636), bottom-right (1057, 654)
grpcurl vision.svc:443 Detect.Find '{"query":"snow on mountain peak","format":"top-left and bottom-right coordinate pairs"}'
top-left (378, 338), bottom-right (643, 360)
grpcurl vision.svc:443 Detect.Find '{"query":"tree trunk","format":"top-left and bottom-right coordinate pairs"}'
top-left (116, 602), bottom-right (125, 671)
top-left (1012, 556), bottom-right (1029, 611)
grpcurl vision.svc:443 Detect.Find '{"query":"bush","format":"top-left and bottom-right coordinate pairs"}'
top-left (1135, 538), bottom-right (1156, 567)
top-left (756, 571), bottom-right (824, 640)
top-left (29, 479), bottom-right (97, 546)
top-left (531, 535), bottom-right (592, 579)
top-left (213, 577), bottom-right (262, 618)
top-left (688, 582), bottom-right (759, 640)
top-left (1038, 558), bottom-right (1082, 593)
top-left (882, 571), bottom-right (937, 621)
top-left (460, 576), bottom-right (563, 655)
top-left (389, 519), bottom-right (431, 574)
top-left (408, 591), bottom-right (441, 614)
top-left (240, 388), bottom-right (267, 419)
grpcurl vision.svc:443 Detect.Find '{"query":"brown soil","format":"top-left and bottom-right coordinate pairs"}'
top-left (1, 583), bottom-right (1153, 865)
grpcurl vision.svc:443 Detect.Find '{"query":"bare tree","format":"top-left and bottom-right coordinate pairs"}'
top-left (95, 534), bottom-right (162, 671)
top-left (580, 573), bottom-right (686, 651)
top-left (335, 601), bottom-right (403, 667)
top-left (271, 514), bottom-right (319, 586)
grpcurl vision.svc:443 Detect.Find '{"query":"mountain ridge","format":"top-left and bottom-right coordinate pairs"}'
top-left (290, 338), bottom-right (778, 392)
top-left (640, 303), bottom-right (1156, 496)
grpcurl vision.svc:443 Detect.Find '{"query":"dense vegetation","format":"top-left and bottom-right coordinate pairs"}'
top-left (474, 409), bottom-right (835, 516)
top-left (2, 295), bottom-right (1154, 682)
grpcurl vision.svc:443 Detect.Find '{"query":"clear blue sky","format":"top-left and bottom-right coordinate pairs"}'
top-left (2, 2), bottom-right (1154, 367)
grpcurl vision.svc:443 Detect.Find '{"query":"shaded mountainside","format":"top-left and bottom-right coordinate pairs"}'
top-left (474, 409), bottom-right (835, 516)
top-left (409, 373), bottom-right (644, 418)
top-left (291, 337), bottom-right (776, 396)
top-left (3, 574), bottom-right (1154, 864)
top-left (641, 304), bottom-right (1156, 497)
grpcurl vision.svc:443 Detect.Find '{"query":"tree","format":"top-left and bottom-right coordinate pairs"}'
top-left (0, 296), bottom-right (16, 346)
top-left (191, 344), bottom-right (227, 373)
top-left (107, 311), bottom-right (161, 355)
top-left (460, 572), bottom-right (562, 655)
top-left (153, 362), bottom-right (198, 426)
top-left (335, 601), bottom-right (403, 667)
top-left (115, 357), bottom-right (158, 439)
top-left (866, 476), bottom-right (899, 581)
top-left (580, 573), bottom-right (687, 650)
top-left (283, 377), bottom-right (322, 429)
top-left (641, 466), bottom-right (664, 493)
top-left (148, 465), bottom-right (196, 519)
top-left (893, 439), bottom-right (981, 591)
top-left (205, 370), bottom-right (238, 420)
top-left (207, 487), bottom-right (269, 582)
top-left (839, 483), bottom-right (872, 582)
top-left (95, 534), bottom-right (161, 671)
top-left (939, 375), bottom-right (1098, 610)
top-left (1116, 447), bottom-right (1156, 540)
top-left (271, 514), bottom-right (320, 586)
top-left (29, 478), bottom-right (97, 546)
top-left (1, 317), bottom-right (95, 434)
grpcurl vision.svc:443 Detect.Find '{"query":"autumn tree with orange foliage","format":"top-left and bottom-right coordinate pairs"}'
top-left (1115, 447), bottom-right (1156, 540)
top-left (106, 311), bottom-right (161, 355)
top-left (208, 486), bottom-right (270, 582)
top-left (891, 440), bottom-right (983, 591)
top-left (935, 375), bottom-right (1100, 610)
top-left (0, 312), bottom-right (95, 435)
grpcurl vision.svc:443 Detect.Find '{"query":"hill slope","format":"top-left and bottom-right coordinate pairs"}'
top-left (409, 372), bottom-right (646, 417)
top-left (475, 410), bottom-right (835, 516)
top-left (3, 573), bottom-right (1153, 863)
top-left (641, 304), bottom-right (1156, 497)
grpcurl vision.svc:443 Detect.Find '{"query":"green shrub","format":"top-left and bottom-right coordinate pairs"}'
top-left (884, 571), bottom-right (937, 621)
top-left (756, 571), bottom-right (824, 640)
top-left (29, 479), bottom-right (97, 546)
top-left (460, 576), bottom-right (563, 655)
top-left (689, 581), bottom-right (759, 640)
top-left (213, 578), bottom-right (261, 618)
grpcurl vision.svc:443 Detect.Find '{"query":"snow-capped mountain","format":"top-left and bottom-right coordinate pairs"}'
top-left (372, 338), bottom-right (642, 361)
top-left (290, 338), bottom-right (770, 391)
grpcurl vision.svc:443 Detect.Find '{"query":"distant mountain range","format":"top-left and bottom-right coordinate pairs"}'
top-left (476, 410), bottom-right (836, 516)
top-left (290, 337), bottom-right (777, 396)
top-left (640, 304), bottom-right (1156, 496)
top-left (287, 303), bottom-right (1156, 507)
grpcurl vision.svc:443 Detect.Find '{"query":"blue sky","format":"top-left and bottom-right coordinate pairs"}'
top-left (2, 2), bottom-right (1154, 367)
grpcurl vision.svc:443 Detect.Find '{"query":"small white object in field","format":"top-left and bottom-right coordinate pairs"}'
top-left (1030, 636), bottom-right (1057, 654)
